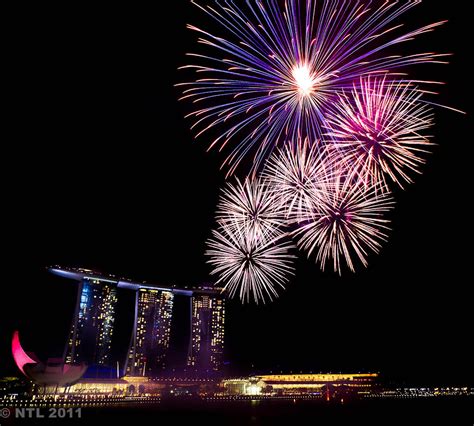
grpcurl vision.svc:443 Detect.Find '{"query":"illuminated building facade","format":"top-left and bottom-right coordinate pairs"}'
top-left (50, 266), bottom-right (226, 377)
top-left (223, 373), bottom-right (379, 396)
top-left (187, 294), bottom-right (225, 372)
top-left (125, 289), bottom-right (174, 376)
top-left (65, 278), bottom-right (118, 366)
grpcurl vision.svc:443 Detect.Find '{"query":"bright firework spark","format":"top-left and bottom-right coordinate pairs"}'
top-left (206, 225), bottom-right (295, 303)
top-left (216, 177), bottom-right (285, 238)
top-left (292, 64), bottom-right (316, 97)
top-left (293, 175), bottom-right (394, 274)
top-left (178, 0), bottom-right (447, 174)
top-left (325, 76), bottom-right (434, 190)
top-left (263, 138), bottom-right (335, 222)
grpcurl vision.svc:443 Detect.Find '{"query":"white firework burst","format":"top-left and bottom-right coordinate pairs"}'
top-left (263, 138), bottom-right (336, 222)
top-left (293, 174), bottom-right (394, 274)
top-left (206, 224), bottom-right (295, 304)
top-left (216, 177), bottom-right (286, 239)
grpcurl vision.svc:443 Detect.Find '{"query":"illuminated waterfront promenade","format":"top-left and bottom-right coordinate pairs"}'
top-left (2, 371), bottom-right (472, 410)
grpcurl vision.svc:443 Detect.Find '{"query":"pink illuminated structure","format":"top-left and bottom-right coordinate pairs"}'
top-left (11, 330), bottom-right (87, 387)
top-left (12, 330), bottom-right (38, 376)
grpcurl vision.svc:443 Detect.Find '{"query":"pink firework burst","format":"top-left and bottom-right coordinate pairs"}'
top-left (325, 76), bottom-right (434, 190)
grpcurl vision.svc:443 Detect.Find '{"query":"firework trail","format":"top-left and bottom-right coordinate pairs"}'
top-left (178, 0), bottom-right (447, 174)
top-left (325, 76), bottom-right (434, 190)
top-left (216, 176), bottom-right (286, 238)
top-left (206, 223), bottom-right (295, 303)
top-left (292, 174), bottom-right (394, 274)
top-left (263, 138), bottom-right (335, 222)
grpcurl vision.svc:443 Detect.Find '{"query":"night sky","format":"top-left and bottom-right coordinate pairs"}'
top-left (2, 1), bottom-right (472, 386)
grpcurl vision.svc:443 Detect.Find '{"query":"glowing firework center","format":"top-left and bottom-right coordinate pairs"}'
top-left (292, 64), bottom-right (316, 97)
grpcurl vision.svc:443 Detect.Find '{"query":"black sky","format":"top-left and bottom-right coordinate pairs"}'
top-left (2, 1), bottom-right (472, 385)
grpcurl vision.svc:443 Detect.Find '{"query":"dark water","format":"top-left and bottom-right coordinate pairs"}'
top-left (5, 398), bottom-right (473, 425)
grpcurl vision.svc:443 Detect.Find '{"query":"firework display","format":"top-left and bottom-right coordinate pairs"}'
top-left (178, 0), bottom-right (446, 174)
top-left (178, 0), bottom-right (456, 302)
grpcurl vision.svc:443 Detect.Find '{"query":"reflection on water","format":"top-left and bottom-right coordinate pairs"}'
top-left (47, 398), bottom-right (473, 426)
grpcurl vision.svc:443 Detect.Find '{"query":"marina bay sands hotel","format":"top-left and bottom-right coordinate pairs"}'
top-left (49, 266), bottom-right (225, 377)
